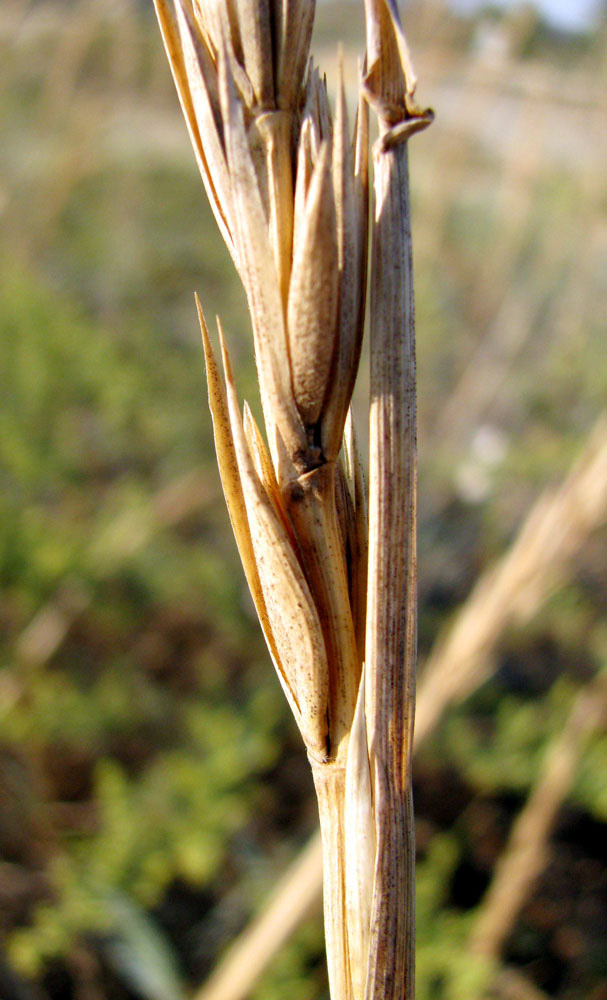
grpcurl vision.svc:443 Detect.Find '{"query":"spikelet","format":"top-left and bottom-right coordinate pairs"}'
top-left (154, 2), bottom-right (432, 996)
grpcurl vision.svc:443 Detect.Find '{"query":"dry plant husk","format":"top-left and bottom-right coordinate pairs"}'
top-left (153, 0), bottom-right (432, 996)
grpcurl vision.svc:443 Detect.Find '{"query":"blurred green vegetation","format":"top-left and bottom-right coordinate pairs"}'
top-left (1, 2), bottom-right (606, 999)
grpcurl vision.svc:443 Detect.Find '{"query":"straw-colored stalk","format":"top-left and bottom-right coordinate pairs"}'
top-left (470, 672), bottom-right (607, 967)
top-left (152, 1), bottom-right (432, 996)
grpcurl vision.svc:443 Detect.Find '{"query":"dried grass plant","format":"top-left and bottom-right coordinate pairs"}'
top-left (153, 1), bottom-right (432, 996)
top-left (191, 412), bottom-right (607, 1000)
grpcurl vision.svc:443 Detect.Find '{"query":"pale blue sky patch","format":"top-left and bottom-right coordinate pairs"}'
top-left (448, 0), bottom-right (600, 32)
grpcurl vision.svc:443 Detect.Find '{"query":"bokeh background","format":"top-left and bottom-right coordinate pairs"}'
top-left (1, 1), bottom-right (606, 998)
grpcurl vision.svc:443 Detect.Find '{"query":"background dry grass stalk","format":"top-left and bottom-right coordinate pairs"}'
top-left (417, 412), bottom-right (607, 741)
top-left (492, 968), bottom-right (551, 1000)
top-left (153, 0), bottom-right (431, 996)
top-left (470, 671), bottom-right (607, 968)
top-left (192, 834), bottom-right (324, 1000)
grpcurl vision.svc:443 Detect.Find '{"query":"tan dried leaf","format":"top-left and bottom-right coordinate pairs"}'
top-left (218, 51), bottom-right (306, 465)
top-left (284, 463), bottom-right (359, 758)
top-left (219, 325), bottom-right (330, 760)
top-left (153, 0), bottom-right (236, 260)
top-left (288, 142), bottom-right (339, 427)
top-left (198, 300), bottom-right (306, 724)
top-left (243, 401), bottom-right (298, 551)
top-left (233, 0), bottom-right (274, 107)
top-left (302, 62), bottom-right (332, 148)
top-left (292, 117), bottom-right (316, 253)
top-left (248, 110), bottom-right (294, 308)
top-left (321, 64), bottom-right (364, 461)
top-left (273, 0), bottom-right (316, 112)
